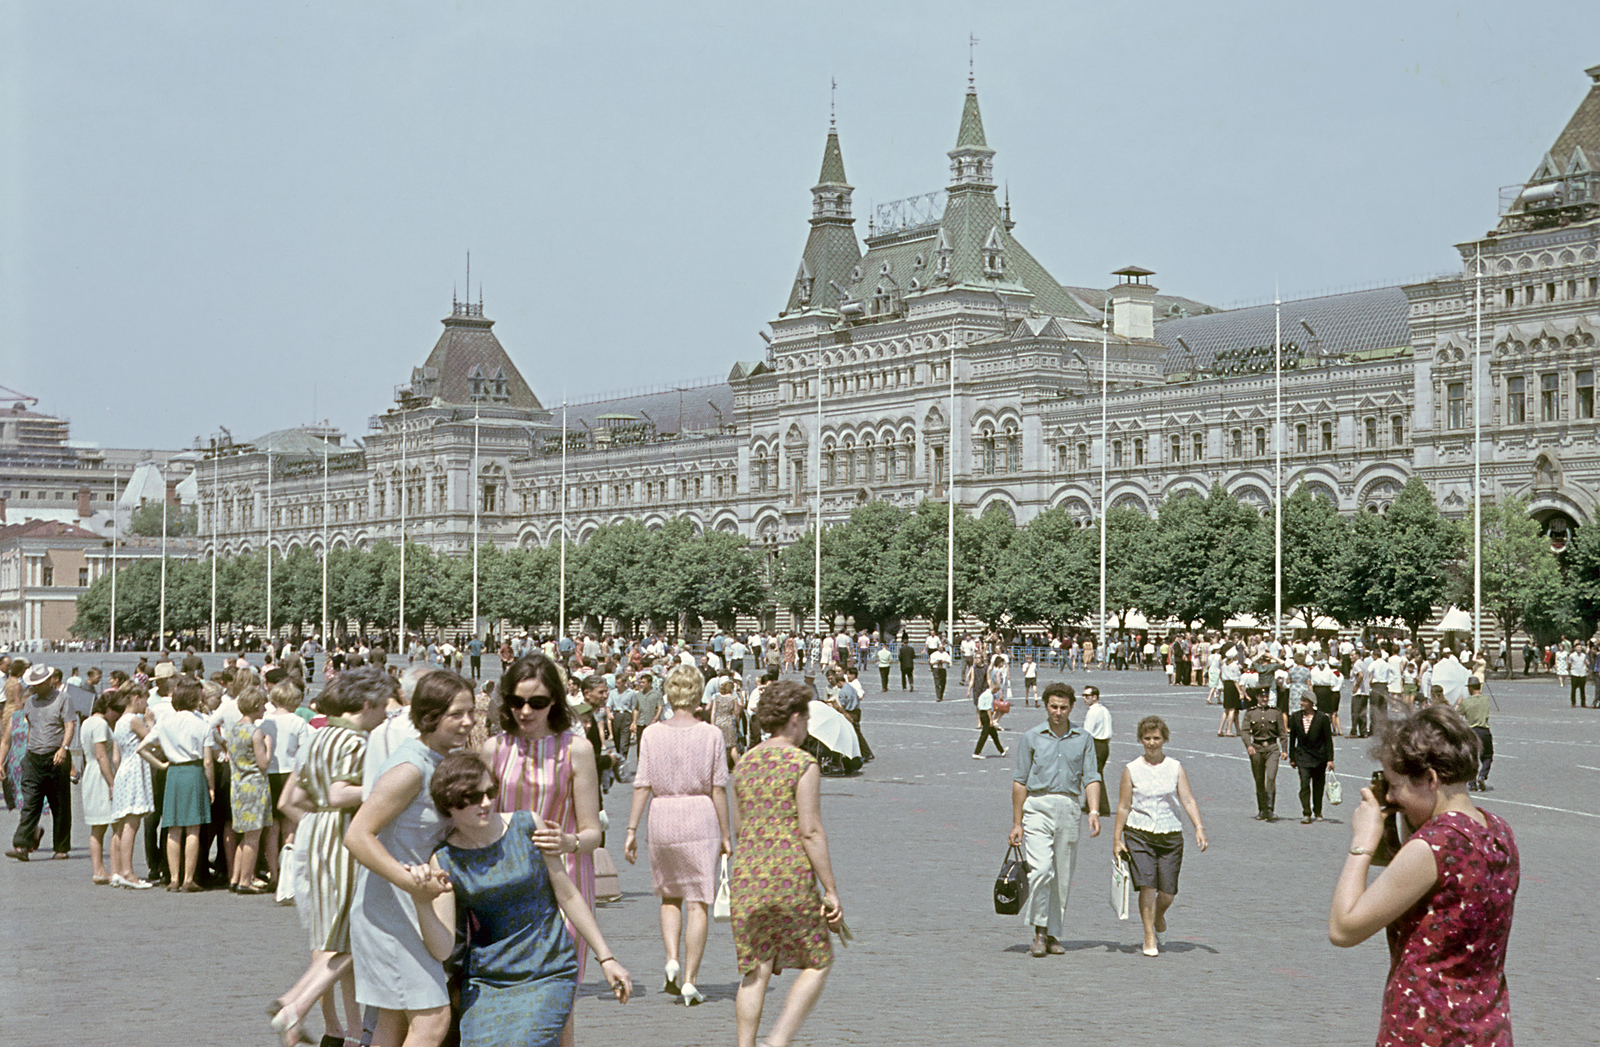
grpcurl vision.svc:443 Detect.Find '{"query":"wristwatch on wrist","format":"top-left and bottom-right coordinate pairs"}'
top-left (1349, 846), bottom-right (1374, 857)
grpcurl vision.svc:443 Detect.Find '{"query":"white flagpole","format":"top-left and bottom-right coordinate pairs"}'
top-left (159, 467), bottom-right (168, 652)
top-left (265, 452), bottom-right (273, 652)
top-left (947, 336), bottom-right (956, 639)
top-left (472, 399), bottom-right (481, 641)
top-left (815, 353), bottom-right (824, 637)
top-left (210, 453), bottom-right (218, 652)
top-left (1099, 302), bottom-right (1108, 661)
top-left (322, 431), bottom-right (330, 648)
top-left (109, 469), bottom-right (119, 653)
top-left (1275, 287), bottom-right (1283, 642)
top-left (559, 397), bottom-right (568, 638)
top-left (398, 407), bottom-right (407, 651)
top-left (1473, 247), bottom-right (1483, 655)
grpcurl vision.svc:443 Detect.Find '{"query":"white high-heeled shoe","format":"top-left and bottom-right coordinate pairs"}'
top-left (680, 983), bottom-right (705, 1006)
top-left (663, 958), bottom-right (681, 995)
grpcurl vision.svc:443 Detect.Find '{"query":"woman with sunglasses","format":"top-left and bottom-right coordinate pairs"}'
top-left (410, 751), bottom-right (632, 1047)
top-left (345, 669), bottom-right (476, 1047)
top-left (480, 654), bottom-right (601, 1047)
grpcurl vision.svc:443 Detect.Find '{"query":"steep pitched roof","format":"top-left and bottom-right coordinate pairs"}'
top-left (1541, 64), bottom-right (1600, 179)
top-left (412, 303), bottom-right (542, 410)
top-left (783, 130), bottom-right (862, 316)
top-left (1151, 287), bottom-right (1412, 373)
top-left (956, 90), bottom-right (990, 150)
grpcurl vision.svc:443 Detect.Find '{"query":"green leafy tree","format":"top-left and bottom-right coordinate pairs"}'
top-left (1273, 485), bottom-right (1351, 632)
top-left (1102, 506), bottom-right (1155, 631)
top-left (966, 503), bottom-right (1021, 629)
top-left (1141, 485), bottom-right (1269, 631)
top-left (129, 503), bottom-right (198, 537)
top-left (1004, 507), bottom-right (1095, 629)
top-left (568, 521), bottom-right (652, 635)
top-left (888, 499), bottom-right (975, 632)
top-left (1451, 496), bottom-right (1567, 654)
top-left (1374, 478), bottom-right (1461, 641)
top-left (659, 524), bottom-right (767, 632)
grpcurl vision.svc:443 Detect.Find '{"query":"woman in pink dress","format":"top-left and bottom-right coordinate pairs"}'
top-left (480, 654), bottom-right (601, 1047)
top-left (623, 663), bottom-right (730, 1007)
top-left (1329, 705), bottom-right (1519, 1046)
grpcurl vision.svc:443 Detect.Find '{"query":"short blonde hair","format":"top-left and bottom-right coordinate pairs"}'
top-left (664, 663), bottom-right (705, 709)
top-left (268, 680), bottom-right (303, 710)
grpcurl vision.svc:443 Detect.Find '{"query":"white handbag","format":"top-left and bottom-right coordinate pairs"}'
top-left (1326, 775), bottom-right (1344, 806)
top-left (1110, 852), bottom-right (1131, 921)
top-left (712, 856), bottom-right (732, 923)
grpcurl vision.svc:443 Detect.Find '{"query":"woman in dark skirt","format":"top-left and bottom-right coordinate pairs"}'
top-left (1112, 715), bottom-right (1208, 957)
top-left (1311, 656), bottom-right (1342, 736)
top-left (140, 678), bottom-right (216, 892)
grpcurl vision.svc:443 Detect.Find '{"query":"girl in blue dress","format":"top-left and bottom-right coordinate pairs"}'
top-left (409, 752), bottom-right (632, 1047)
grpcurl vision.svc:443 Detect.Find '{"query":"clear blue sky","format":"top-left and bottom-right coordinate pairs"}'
top-left (5, 2), bottom-right (1597, 451)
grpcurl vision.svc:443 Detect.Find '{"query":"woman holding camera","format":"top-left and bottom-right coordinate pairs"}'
top-left (1328, 705), bottom-right (1519, 1045)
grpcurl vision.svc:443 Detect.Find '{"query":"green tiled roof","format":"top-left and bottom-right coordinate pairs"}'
top-left (956, 90), bottom-right (990, 151)
top-left (818, 130), bottom-right (848, 185)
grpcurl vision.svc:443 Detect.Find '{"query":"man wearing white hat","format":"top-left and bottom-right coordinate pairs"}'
top-left (7, 664), bottom-right (74, 860)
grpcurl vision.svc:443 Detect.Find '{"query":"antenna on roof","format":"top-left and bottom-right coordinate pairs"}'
top-left (969, 33), bottom-right (978, 89)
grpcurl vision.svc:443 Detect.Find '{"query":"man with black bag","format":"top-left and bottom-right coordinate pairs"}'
top-left (1007, 683), bottom-right (1103, 958)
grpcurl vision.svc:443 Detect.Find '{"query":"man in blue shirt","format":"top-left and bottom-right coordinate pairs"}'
top-left (1008, 682), bottom-right (1102, 958)
top-left (466, 636), bottom-right (484, 681)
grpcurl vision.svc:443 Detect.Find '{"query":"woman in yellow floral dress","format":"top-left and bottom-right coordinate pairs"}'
top-left (731, 681), bottom-right (843, 1047)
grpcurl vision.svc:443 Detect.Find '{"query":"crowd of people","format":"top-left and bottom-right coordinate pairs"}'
top-left (0, 617), bottom-right (1536, 1046)
top-left (0, 636), bottom-right (846, 1047)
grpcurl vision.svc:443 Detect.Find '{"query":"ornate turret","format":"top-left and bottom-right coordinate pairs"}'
top-left (948, 86), bottom-right (996, 192)
top-left (783, 117), bottom-right (863, 316)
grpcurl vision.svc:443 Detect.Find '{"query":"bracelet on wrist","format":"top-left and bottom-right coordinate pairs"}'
top-left (595, 955), bottom-right (615, 964)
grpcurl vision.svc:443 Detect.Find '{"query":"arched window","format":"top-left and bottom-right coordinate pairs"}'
top-left (1231, 429), bottom-right (1243, 458)
top-left (1296, 423), bottom-right (1307, 453)
top-left (1193, 433), bottom-right (1204, 461)
top-left (1112, 439), bottom-right (1124, 468)
top-left (1132, 438), bottom-right (1144, 467)
top-left (982, 427), bottom-right (996, 475)
top-left (844, 437), bottom-right (856, 484)
top-left (902, 434), bottom-right (915, 479)
top-left (1078, 443), bottom-right (1089, 470)
top-left (1171, 434), bottom-right (1182, 462)
top-left (1254, 427), bottom-right (1266, 456)
top-left (1006, 426), bottom-right (1022, 473)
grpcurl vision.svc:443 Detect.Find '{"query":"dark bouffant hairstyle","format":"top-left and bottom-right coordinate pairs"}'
top-left (1372, 705), bottom-right (1479, 786)
top-left (1041, 682), bottom-right (1076, 706)
top-left (411, 669), bottom-right (473, 735)
top-left (322, 665), bottom-right (399, 716)
top-left (497, 654), bottom-right (571, 735)
top-left (755, 680), bottom-right (812, 733)
top-left (431, 750), bottom-right (493, 815)
top-left (171, 678), bottom-right (204, 712)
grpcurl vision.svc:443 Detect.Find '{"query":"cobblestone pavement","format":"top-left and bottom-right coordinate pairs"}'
top-left (2, 657), bottom-right (1594, 1046)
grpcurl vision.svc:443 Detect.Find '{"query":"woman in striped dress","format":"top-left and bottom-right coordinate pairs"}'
top-left (481, 654), bottom-right (601, 1047)
top-left (267, 668), bottom-right (390, 1047)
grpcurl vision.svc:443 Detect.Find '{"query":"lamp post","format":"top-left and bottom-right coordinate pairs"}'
top-left (1099, 301), bottom-right (1109, 662)
top-left (321, 430), bottom-right (330, 650)
top-left (559, 397), bottom-right (567, 639)
top-left (109, 468), bottom-right (120, 653)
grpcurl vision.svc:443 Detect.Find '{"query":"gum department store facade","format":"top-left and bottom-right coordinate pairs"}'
top-left (200, 68), bottom-right (1600, 611)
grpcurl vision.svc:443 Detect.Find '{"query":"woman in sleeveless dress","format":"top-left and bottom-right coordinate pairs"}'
top-left (346, 669), bottom-right (476, 1047)
top-left (481, 654), bottom-right (600, 1047)
top-left (1, 660), bottom-right (30, 810)
top-left (411, 752), bottom-right (632, 1047)
top-left (1112, 715), bottom-right (1208, 957)
top-left (1330, 705), bottom-right (1519, 1046)
top-left (109, 686), bottom-right (155, 888)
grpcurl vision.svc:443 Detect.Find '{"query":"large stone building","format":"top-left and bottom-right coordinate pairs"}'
top-left (196, 66), bottom-right (1600, 622)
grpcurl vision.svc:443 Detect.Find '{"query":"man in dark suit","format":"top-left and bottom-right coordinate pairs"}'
top-left (1288, 692), bottom-right (1335, 823)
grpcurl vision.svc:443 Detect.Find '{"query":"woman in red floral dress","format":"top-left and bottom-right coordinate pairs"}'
top-left (1329, 704), bottom-right (1518, 1046)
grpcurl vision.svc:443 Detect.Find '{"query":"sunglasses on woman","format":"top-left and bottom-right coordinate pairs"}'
top-left (505, 693), bottom-right (554, 711)
top-left (457, 783), bottom-right (501, 807)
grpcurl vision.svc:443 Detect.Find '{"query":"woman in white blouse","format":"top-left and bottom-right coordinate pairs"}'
top-left (1112, 715), bottom-right (1208, 957)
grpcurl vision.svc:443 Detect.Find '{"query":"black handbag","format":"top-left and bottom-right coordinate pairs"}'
top-left (993, 843), bottom-right (1029, 915)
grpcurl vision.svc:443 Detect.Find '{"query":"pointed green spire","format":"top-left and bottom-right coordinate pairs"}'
top-left (818, 130), bottom-right (848, 185)
top-left (957, 90), bottom-right (988, 149)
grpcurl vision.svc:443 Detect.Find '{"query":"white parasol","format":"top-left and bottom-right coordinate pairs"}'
top-left (1438, 606), bottom-right (1474, 633)
top-left (1430, 655), bottom-right (1472, 704)
top-left (806, 700), bottom-right (860, 760)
